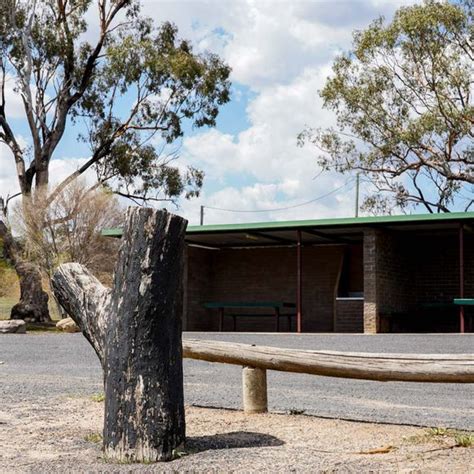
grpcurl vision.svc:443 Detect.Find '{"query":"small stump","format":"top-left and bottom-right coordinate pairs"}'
top-left (242, 366), bottom-right (268, 414)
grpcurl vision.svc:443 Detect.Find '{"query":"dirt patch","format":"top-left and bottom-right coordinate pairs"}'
top-left (0, 396), bottom-right (472, 472)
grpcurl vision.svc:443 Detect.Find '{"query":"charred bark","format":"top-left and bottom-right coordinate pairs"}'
top-left (52, 207), bottom-right (187, 463)
top-left (0, 201), bottom-right (50, 323)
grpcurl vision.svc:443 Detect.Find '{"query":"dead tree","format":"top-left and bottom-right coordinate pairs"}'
top-left (52, 207), bottom-right (187, 462)
top-left (0, 197), bottom-right (51, 323)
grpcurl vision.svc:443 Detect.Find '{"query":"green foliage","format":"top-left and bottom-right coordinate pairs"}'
top-left (300, 0), bottom-right (473, 214)
top-left (0, 0), bottom-right (231, 202)
top-left (79, 20), bottom-right (230, 200)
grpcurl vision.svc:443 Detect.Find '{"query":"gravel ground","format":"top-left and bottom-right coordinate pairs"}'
top-left (0, 396), bottom-right (473, 473)
top-left (0, 332), bottom-right (473, 472)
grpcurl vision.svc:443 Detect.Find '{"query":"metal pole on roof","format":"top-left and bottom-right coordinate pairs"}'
top-left (459, 224), bottom-right (465, 333)
top-left (200, 205), bottom-right (204, 226)
top-left (355, 173), bottom-right (360, 217)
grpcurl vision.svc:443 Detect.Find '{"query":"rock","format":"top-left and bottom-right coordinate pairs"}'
top-left (56, 317), bottom-right (81, 333)
top-left (0, 320), bottom-right (27, 334)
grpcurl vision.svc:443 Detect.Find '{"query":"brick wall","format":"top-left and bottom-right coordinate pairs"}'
top-left (412, 233), bottom-right (472, 303)
top-left (185, 244), bottom-right (345, 332)
top-left (363, 229), bottom-right (474, 333)
top-left (410, 232), bottom-right (474, 332)
top-left (186, 228), bottom-right (473, 333)
top-left (186, 246), bottom-right (214, 331)
top-left (334, 299), bottom-right (364, 332)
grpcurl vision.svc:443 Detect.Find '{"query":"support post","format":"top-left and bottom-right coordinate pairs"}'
top-left (52, 208), bottom-right (187, 463)
top-left (459, 224), bottom-right (465, 334)
top-left (296, 230), bottom-right (303, 333)
top-left (200, 205), bottom-right (204, 225)
top-left (242, 366), bottom-right (268, 414)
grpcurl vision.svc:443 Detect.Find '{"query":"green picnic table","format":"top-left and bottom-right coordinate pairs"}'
top-left (203, 301), bottom-right (296, 332)
top-left (453, 298), bottom-right (474, 306)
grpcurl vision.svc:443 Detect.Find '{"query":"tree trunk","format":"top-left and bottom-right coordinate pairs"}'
top-left (11, 261), bottom-right (50, 322)
top-left (52, 207), bottom-right (187, 463)
top-left (0, 201), bottom-right (50, 323)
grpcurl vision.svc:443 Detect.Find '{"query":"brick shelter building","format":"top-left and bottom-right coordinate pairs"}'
top-left (105, 212), bottom-right (474, 333)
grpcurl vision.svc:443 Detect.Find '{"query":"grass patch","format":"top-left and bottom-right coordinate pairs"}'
top-left (405, 428), bottom-right (474, 447)
top-left (91, 392), bottom-right (105, 403)
top-left (84, 432), bottom-right (103, 443)
top-left (26, 322), bottom-right (60, 332)
top-left (172, 446), bottom-right (196, 460)
top-left (0, 297), bottom-right (19, 320)
top-left (427, 427), bottom-right (450, 436)
top-left (455, 434), bottom-right (474, 448)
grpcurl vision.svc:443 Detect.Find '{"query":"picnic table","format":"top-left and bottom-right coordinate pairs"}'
top-left (203, 301), bottom-right (296, 332)
top-left (453, 298), bottom-right (474, 306)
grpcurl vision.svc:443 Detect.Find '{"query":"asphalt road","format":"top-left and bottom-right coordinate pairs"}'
top-left (1, 332), bottom-right (473, 430)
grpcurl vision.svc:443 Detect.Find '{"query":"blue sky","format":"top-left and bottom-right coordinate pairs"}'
top-left (2, 0), bottom-right (458, 225)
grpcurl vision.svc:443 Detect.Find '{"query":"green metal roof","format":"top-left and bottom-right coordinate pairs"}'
top-left (103, 211), bottom-right (474, 238)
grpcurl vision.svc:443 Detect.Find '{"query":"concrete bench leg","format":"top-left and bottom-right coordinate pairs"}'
top-left (242, 366), bottom-right (268, 414)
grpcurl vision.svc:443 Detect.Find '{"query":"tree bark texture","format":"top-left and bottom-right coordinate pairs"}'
top-left (0, 204), bottom-right (50, 323)
top-left (52, 207), bottom-right (187, 462)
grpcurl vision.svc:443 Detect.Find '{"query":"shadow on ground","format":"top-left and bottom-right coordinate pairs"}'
top-left (186, 431), bottom-right (284, 453)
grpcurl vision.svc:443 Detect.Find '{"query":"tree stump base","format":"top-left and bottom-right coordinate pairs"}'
top-left (52, 208), bottom-right (187, 462)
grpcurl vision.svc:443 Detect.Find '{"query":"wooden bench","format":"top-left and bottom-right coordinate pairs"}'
top-left (203, 301), bottom-right (296, 332)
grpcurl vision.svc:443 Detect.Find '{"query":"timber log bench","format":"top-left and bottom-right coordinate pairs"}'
top-left (183, 339), bottom-right (474, 414)
top-left (203, 301), bottom-right (296, 332)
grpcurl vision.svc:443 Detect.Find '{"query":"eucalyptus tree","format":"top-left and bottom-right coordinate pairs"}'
top-left (0, 0), bottom-right (230, 321)
top-left (299, 0), bottom-right (473, 214)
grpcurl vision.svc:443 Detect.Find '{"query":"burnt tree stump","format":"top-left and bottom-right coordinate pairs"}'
top-left (52, 208), bottom-right (187, 463)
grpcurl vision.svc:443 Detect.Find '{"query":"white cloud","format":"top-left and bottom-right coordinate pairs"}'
top-left (175, 64), bottom-right (356, 225)
top-left (2, 74), bottom-right (25, 119)
top-left (1, 0), bottom-right (420, 224)
top-left (0, 143), bottom-right (21, 198)
top-left (182, 65), bottom-right (335, 179)
top-left (141, 0), bottom-right (416, 91)
top-left (140, 0), bottom-right (416, 225)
